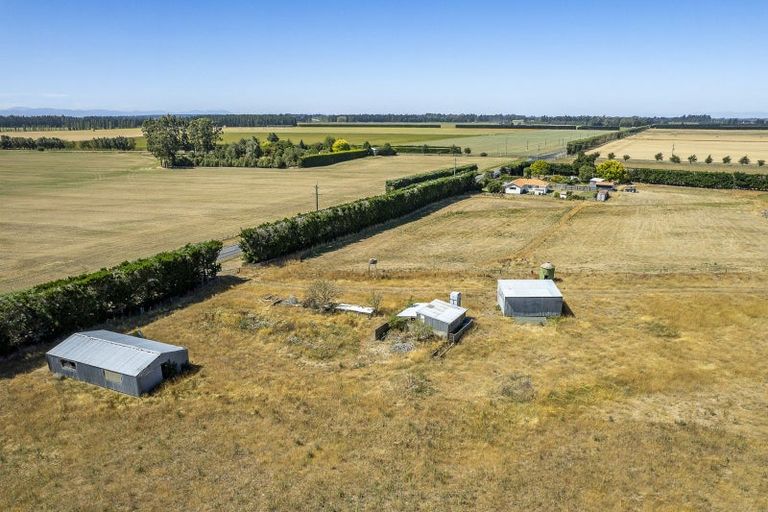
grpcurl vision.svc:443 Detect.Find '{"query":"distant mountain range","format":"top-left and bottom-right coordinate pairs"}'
top-left (0, 107), bottom-right (231, 117)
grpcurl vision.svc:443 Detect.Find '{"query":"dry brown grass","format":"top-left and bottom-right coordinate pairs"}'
top-left (1, 186), bottom-right (767, 510)
top-left (593, 128), bottom-right (768, 168)
top-left (0, 151), bottom-right (505, 292)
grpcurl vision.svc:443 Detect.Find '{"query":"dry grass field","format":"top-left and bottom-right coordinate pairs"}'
top-left (2, 185), bottom-right (767, 510)
top-left (0, 151), bottom-right (506, 292)
top-left (593, 128), bottom-right (768, 166)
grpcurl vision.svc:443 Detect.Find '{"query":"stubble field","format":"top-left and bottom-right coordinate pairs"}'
top-left (0, 151), bottom-right (506, 292)
top-left (2, 185), bottom-right (767, 510)
top-left (593, 128), bottom-right (768, 166)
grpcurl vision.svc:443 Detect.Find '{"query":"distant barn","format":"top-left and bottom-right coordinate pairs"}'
top-left (46, 330), bottom-right (188, 396)
top-left (497, 280), bottom-right (563, 318)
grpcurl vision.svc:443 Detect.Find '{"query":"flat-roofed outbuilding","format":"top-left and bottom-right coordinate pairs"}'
top-left (497, 279), bottom-right (563, 318)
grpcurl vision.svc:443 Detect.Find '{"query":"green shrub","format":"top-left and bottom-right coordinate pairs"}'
top-left (299, 149), bottom-right (369, 167)
top-left (0, 241), bottom-right (222, 354)
top-left (240, 173), bottom-right (479, 263)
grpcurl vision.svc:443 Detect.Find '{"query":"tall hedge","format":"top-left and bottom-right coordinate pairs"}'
top-left (299, 149), bottom-right (370, 167)
top-left (385, 164), bottom-right (478, 191)
top-left (628, 168), bottom-right (768, 190)
top-left (241, 173), bottom-right (479, 263)
top-left (566, 126), bottom-right (649, 154)
top-left (391, 145), bottom-right (461, 154)
top-left (0, 241), bottom-right (222, 354)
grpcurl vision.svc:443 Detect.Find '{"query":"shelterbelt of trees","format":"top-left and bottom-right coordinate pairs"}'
top-left (3, 113), bottom-right (768, 131)
top-left (0, 134), bottom-right (135, 151)
top-left (141, 115), bottom-right (393, 169)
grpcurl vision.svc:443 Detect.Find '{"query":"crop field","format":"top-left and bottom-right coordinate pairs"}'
top-left (0, 126), bottom-right (612, 156)
top-left (592, 128), bottom-right (768, 165)
top-left (0, 151), bottom-right (506, 292)
top-left (2, 185), bottom-right (767, 510)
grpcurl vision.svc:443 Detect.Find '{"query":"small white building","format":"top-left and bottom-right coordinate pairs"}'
top-left (497, 280), bottom-right (563, 318)
top-left (415, 299), bottom-right (467, 337)
top-left (504, 178), bottom-right (549, 195)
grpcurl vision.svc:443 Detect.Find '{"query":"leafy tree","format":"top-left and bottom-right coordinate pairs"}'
top-left (705, 154), bottom-right (713, 164)
top-left (362, 141), bottom-right (371, 150)
top-left (655, 152), bottom-right (663, 161)
top-left (578, 164), bottom-right (595, 182)
top-left (331, 138), bottom-right (351, 152)
top-left (187, 118), bottom-right (222, 153)
top-left (688, 154), bottom-right (697, 164)
top-left (739, 155), bottom-right (750, 165)
top-left (487, 180), bottom-right (503, 193)
top-left (298, 139), bottom-right (307, 150)
top-left (267, 132), bottom-right (280, 143)
top-left (595, 160), bottom-right (628, 182)
top-left (623, 154), bottom-right (630, 161)
top-left (670, 154), bottom-right (681, 164)
top-left (722, 155), bottom-right (731, 164)
top-left (758, 159), bottom-right (765, 167)
top-left (527, 160), bottom-right (550, 177)
top-left (323, 136), bottom-right (336, 150)
top-left (141, 115), bottom-right (186, 168)
top-left (572, 151), bottom-right (599, 171)
top-left (463, 147), bottom-right (472, 155)
top-left (450, 144), bottom-right (461, 154)
top-left (607, 152), bottom-right (616, 160)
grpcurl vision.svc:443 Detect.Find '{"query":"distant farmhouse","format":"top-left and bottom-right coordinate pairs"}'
top-left (46, 330), bottom-right (188, 396)
top-left (504, 178), bottom-right (549, 195)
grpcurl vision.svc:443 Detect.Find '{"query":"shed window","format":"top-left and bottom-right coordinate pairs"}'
top-left (103, 370), bottom-right (122, 384)
top-left (61, 359), bottom-right (77, 370)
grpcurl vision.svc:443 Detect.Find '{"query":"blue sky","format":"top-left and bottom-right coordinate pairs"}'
top-left (1, 0), bottom-right (767, 115)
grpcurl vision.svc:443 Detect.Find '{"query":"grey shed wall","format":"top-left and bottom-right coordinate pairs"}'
top-left (417, 312), bottom-right (466, 336)
top-left (497, 290), bottom-right (563, 317)
top-left (47, 355), bottom-right (142, 396)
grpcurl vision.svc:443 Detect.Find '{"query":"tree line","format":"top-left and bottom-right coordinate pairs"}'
top-left (3, 113), bottom-right (768, 131)
top-left (0, 135), bottom-right (136, 151)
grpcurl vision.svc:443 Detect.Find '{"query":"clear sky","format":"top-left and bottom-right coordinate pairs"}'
top-left (1, 0), bottom-right (767, 116)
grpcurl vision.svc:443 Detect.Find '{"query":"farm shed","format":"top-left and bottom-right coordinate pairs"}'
top-left (497, 280), bottom-right (563, 318)
top-left (415, 299), bottom-right (467, 337)
top-left (46, 330), bottom-right (188, 396)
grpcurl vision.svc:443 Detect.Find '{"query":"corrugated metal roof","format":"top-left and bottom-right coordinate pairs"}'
top-left (415, 299), bottom-right (467, 324)
top-left (397, 303), bottom-right (427, 318)
top-left (497, 279), bottom-right (563, 298)
top-left (46, 330), bottom-right (184, 377)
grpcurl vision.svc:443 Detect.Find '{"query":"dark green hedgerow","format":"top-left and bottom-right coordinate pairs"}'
top-left (240, 173), bottom-right (479, 263)
top-left (385, 164), bottom-right (477, 191)
top-left (627, 168), bottom-right (768, 190)
top-left (0, 241), bottom-right (222, 354)
top-left (299, 149), bottom-right (370, 167)
top-left (566, 126), bottom-right (649, 155)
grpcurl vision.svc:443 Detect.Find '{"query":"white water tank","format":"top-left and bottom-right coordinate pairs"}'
top-left (449, 291), bottom-right (462, 307)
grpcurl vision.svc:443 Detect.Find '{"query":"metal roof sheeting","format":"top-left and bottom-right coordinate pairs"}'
top-left (497, 279), bottom-right (563, 298)
top-left (47, 330), bottom-right (185, 377)
top-left (415, 299), bottom-right (467, 324)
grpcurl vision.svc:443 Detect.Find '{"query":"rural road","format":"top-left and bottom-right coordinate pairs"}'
top-left (217, 244), bottom-right (242, 262)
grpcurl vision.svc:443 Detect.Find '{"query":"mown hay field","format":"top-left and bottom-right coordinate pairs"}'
top-left (0, 151), bottom-right (506, 292)
top-left (593, 128), bottom-right (768, 166)
top-left (2, 185), bottom-right (767, 510)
